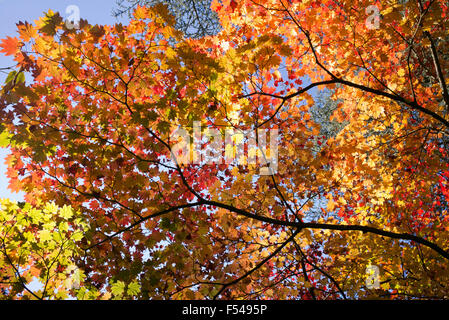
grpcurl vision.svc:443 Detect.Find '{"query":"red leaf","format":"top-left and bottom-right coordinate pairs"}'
top-left (230, 0), bottom-right (238, 11)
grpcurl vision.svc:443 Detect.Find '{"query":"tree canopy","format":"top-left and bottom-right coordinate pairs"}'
top-left (1, 0), bottom-right (449, 299)
top-left (113, 0), bottom-right (220, 38)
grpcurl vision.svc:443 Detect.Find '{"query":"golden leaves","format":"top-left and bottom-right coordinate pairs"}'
top-left (0, 199), bottom-right (90, 299)
top-left (1, 0), bottom-right (449, 300)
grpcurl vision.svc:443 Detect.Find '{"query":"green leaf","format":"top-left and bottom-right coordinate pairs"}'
top-left (111, 280), bottom-right (125, 296)
top-left (210, 72), bottom-right (218, 82)
top-left (127, 281), bottom-right (141, 296)
top-left (5, 71), bottom-right (16, 84)
top-left (157, 121), bottom-right (170, 134)
top-left (137, 161), bottom-right (149, 172)
top-left (160, 217), bottom-right (171, 230)
top-left (16, 72), bottom-right (25, 84)
top-left (39, 11), bottom-right (63, 36)
top-left (147, 110), bottom-right (159, 122)
top-left (167, 108), bottom-right (177, 120)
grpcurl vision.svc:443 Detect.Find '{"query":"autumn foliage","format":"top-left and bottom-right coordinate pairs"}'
top-left (1, 0), bottom-right (449, 299)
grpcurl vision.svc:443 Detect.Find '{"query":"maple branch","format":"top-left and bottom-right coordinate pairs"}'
top-left (424, 30), bottom-right (449, 110)
top-left (308, 222), bottom-right (449, 261)
top-left (391, 26), bottom-right (429, 81)
top-left (297, 246), bottom-right (317, 300)
top-left (392, 0), bottom-right (435, 103)
top-left (292, 238), bottom-right (347, 299)
top-left (233, 267), bottom-right (298, 299)
top-left (241, 79), bottom-right (338, 128)
top-left (45, 45), bottom-right (206, 203)
top-left (352, 38), bottom-right (401, 99)
top-left (212, 229), bottom-right (300, 300)
top-left (0, 238), bottom-right (42, 300)
top-left (200, 200), bottom-right (449, 261)
top-left (280, 1), bottom-right (337, 80)
top-left (41, 239), bottom-right (68, 299)
top-left (83, 202), bottom-right (202, 251)
top-left (243, 73), bottom-right (449, 130)
top-left (277, 0), bottom-right (449, 129)
top-left (334, 78), bottom-right (449, 128)
top-left (0, 65), bottom-right (15, 74)
top-left (30, 162), bottom-right (145, 220)
top-left (252, 122), bottom-right (299, 219)
top-left (404, 9), bottom-right (427, 103)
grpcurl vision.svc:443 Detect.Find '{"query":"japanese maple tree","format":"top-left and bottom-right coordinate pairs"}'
top-left (1, 0), bottom-right (449, 299)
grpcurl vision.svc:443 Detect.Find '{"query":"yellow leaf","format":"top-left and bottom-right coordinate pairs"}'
top-left (38, 229), bottom-right (52, 242)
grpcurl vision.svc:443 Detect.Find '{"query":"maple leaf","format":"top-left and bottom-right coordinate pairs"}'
top-left (111, 281), bottom-right (125, 296)
top-left (16, 21), bottom-right (36, 42)
top-left (0, 36), bottom-right (20, 56)
top-left (127, 281), bottom-right (141, 296)
top-left (327, 198), bottom-right (337, 212)
top-left (229, 0), bottom-right (238, 12)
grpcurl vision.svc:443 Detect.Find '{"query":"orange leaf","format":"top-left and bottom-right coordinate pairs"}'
top-left (0, 36), bottom-right (20, 56)
top-left (327, 198), bottom-right (337, 211)
top-left (16, 21), bottom-right (36, 42)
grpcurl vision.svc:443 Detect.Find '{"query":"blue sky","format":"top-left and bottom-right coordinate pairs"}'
top-left (0, 0), bottom-right (128, 202)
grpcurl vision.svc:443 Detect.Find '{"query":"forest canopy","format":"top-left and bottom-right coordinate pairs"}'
top-left (0, 0), bottom-right (449, 299)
